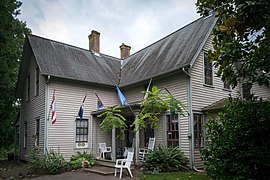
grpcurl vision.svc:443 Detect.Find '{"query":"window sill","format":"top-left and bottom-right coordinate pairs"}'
top-left (203, 84), bottom-right (214, 88)
top-left (74, 147), bottom-right (90, 150)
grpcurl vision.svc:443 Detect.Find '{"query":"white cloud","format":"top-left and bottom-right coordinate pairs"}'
top-left (19, 0), bottom-right (200, 58)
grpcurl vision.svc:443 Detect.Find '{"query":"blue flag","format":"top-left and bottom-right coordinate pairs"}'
top-left (116, 85), bottom-right (128, 106)
top-left (97, 99), bottom-right (104, 110)
top-left (95, 91), bottom-right (105, 110)
top-left (78, 94), bottom-right (87, 121)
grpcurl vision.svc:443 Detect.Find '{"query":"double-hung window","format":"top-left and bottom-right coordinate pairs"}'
top-left (24, 122), bottom-right (27, 148)
top-left (242, 83), bottom-right (251, 98)
top-left (35, 118), bottom-right (40, 146)
top-left (167, 114), bottom-right (179, 147)
top-left (27, 75), bottom-right (30, 101)
top-left (35, 67), bottom-right (39, 96)
top-left (204, 52), bottom-right (213, 86)
top-left (223, 80), bottom-right (231, 90)
top-left (76, 119), bottom-right (88, 147)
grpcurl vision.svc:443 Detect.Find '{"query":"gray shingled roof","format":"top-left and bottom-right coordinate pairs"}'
top-left (202, 98), bottom-right (228, 112)
top-left (16, 35), bottom-right (121, 97)
top-left (17, 15), bottom-right (216, 97)
top-left (120, 15), bottom-right (216, 86)
top-left (29, 35), bottom-right (121, 85)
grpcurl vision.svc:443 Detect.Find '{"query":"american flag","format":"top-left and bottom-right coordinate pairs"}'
top-left (51, 89), bottom-right (56, 125)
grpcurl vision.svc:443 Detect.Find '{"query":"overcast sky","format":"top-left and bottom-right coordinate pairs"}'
top-left (19, 0), bottom-right (200, 58)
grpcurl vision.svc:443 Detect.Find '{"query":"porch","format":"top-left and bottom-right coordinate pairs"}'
top-left (91, 104), bottom-right (155, 164)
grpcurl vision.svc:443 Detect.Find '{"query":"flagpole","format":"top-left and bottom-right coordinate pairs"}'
top-left (45, 89), bottom-right (54, 154)
top-left (47, 89), bottom-right (55, 122)
top-left (144, 78), bottom-right (152, 99)
top-left (164, 87), bottom-right (190, 115)
top-left (94, 91), bottom-right (103, 105)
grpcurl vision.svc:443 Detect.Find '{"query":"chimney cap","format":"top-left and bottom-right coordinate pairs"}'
top-left (88, 30), bottom-right (100, 38)
top-left (120, 43), bottom-right (131, 49)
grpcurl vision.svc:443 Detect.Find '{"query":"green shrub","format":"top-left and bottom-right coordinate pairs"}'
top-left (69, 151), bottom-right (95, 170)
top-left (43, 150), bottom-right (67, 174)
top-left (142, 145), bottom-right (189, 173)
top-left (26, 148), bottom-right (67, 174)
top-left (25, 147), bottom-right (43, 170)
top-left (201, 97), bottom-right (270, 179)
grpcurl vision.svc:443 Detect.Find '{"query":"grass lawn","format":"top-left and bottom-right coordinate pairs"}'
top-left (137, 171), bottom-right (210, 180)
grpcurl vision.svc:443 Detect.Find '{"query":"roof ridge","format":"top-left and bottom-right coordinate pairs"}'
top-left (26, 33), bottom-right (122, 60)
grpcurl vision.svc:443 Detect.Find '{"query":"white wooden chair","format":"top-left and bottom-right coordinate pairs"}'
top-left (114, 152), bottom-right (134, 179)
top-left (99, 143), bottom-right (111, 159)
top-left (138, 137), bottom-right (156, 162)
top-left (123, 147), bottom-right (134, 158)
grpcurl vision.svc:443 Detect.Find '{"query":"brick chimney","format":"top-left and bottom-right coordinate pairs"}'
top-left (120, 43), bottom-right (131, 59)
top-left (88, 30), bottom-right (100, 53)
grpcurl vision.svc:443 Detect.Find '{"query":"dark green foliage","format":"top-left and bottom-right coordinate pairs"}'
top-left (25, 147), bottom-right (43, 171)
top-left (142, 146), bottom-right (189, 173)
top-left (201, 97), bottom-right (270, 179)
top-left (69, 151), bottom-right (95, 170)
top-left (133, 86), bottom-right (185, 131)
top-left (0, 0), bottom-right (31, 149)
top-left (26, 147), bottom-right (67, 175)
top-left (98, 106), bottom-right (127, 140)
top-left (196, 0), bottom-right (270, 87)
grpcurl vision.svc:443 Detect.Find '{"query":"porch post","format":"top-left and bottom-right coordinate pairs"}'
top-left (112, 127), bottom-right (116, 161)
top-left (134, 111), bottom-right (140, 164)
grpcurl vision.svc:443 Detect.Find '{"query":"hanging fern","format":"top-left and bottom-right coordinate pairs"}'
top-left (98, 106), bottom-right (127, 140)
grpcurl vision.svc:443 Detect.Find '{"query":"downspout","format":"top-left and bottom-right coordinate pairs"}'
top-left (182, 67), bottom-right (194, 169)
top-left (44, 75), bottom-right (50, 153)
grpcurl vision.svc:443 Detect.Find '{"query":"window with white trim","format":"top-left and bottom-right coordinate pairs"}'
top-left (167, 114), bottom-right (179, 147)
top-left (223, 80), bottom-right (231, 90)
top-left (242, 83), bottom-right (251, 98)
top-left (24, 122), bottom-right (27, 148)
top-left (35, 118), bottom-right (40, 146)
top-left (76, 119), bottom-right (88, 145)
top-left (204, 52), bottom-right (213, 86)
top-left (26, 75), bottom-right (30, 101)
top-left (35, 67), bottom-right (39, 96)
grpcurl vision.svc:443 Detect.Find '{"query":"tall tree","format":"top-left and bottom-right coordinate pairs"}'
top-left (0, 0), bottom-right (30, 149)
top-left (196, 0), bottom-right (270, 87)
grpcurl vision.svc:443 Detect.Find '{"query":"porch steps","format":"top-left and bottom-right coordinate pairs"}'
top-left (84, 166), bottom-right (115, 176)
top-left (84, 158), bottom-right (137, 176)
top-left (95, 158), bottom-right (115, 168)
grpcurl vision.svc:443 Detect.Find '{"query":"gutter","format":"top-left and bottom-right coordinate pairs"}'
top-left (182, 67), bottom-right (194, 169)
top-left (44, 75), bottom-right (50, 153)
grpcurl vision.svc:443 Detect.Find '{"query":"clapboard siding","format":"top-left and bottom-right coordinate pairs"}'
top-left (47, 81), bottom-right (118, 160)
top-left (252, 84), bottom-right (270, 99)
top-left (150, 74), bottom-right (190, 157)
top-left (191, 36), bottom-right (238, 111)
top-left (121, 73), bottom-right (190, 157)
top-left (19, 55), bottom-right (46, 160)
top-left (123, 85), bottom-right (144, 104)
